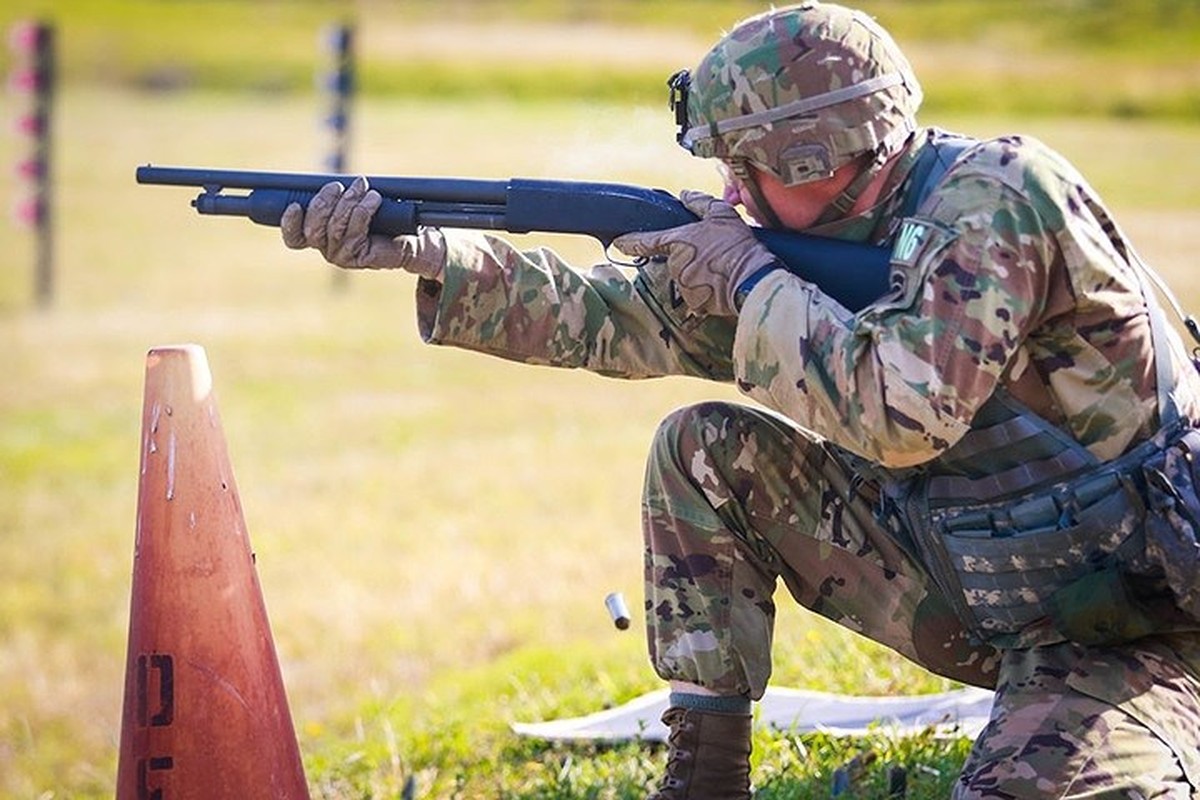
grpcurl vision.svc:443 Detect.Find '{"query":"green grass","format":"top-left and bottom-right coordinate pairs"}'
top-left (0, 1), bottom-right (1197, 118)
top-left (0, 5), bottom-right (1199, 797)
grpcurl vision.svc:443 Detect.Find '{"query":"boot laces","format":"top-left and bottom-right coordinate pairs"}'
top-left (650, 708), bottom-right (696, 797)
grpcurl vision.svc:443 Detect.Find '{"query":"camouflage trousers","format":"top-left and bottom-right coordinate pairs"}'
top-left (642, 402), bottom-right (1200, 795)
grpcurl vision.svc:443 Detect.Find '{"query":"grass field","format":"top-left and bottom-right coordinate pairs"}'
top-left (1, 1), bottom-right (1198, 115)
top-left (1, 3), bottom-right (1199, 799)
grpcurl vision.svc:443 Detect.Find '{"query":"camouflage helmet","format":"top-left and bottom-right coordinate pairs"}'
top-left (671, 2), bottom-right (922, 186)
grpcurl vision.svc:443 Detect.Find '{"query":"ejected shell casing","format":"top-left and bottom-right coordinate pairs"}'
top-left (605, 592), bottom-right (631, 630)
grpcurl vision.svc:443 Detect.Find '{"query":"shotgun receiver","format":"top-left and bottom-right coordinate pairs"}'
top-left (136, 165), bottom-right (891, 311)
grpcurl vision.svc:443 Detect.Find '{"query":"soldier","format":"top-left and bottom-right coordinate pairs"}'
top-left (281, 2), bottom-right (1200, 797)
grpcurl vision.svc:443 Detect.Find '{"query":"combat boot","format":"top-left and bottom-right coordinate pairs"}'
top-left (648, 706), bottom-right (752, 799)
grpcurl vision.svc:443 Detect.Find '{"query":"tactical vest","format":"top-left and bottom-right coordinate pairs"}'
top-left (879, 134), bottom-right (1200, 648)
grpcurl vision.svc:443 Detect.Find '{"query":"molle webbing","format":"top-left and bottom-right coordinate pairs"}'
top-left (896, 167), bottom-right (1197, 645)
top-left (923, 392), bottom-right (1099, 506)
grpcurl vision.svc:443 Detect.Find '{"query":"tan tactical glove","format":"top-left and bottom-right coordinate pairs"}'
top-left (280, 177), bottom-right (445, 279)
top-left (612, 190), bottom-right (777, 317)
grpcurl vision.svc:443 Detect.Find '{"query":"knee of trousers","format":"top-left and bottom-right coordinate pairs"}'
top-left (644, 403), bottom-right (733, 525)
top-left (645, 401), bottom-right (746, 479)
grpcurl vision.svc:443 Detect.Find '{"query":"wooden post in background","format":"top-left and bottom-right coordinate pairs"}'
top-left (322, 22), bottom-right (355, 291)
top-left (8, 20), bottom-right (56, 308)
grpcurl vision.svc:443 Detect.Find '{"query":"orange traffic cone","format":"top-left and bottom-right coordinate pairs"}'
top-left (116, 344), bottom-right (310, 799)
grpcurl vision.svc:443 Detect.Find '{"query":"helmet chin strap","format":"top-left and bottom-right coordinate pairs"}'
top-left (810, 151), bottom-right (885, 227)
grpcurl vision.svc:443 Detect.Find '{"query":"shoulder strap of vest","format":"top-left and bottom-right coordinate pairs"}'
top-left (898, 133), bottom-right (978, 220)
top-left (1082, 194), bottom-right (1193, 428)
top-left (1129, 251), bottom-right (1185, 427)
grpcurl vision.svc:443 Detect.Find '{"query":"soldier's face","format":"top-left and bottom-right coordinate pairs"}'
top-left (720, 158), bottom-right (888, 232)
top-left (719, 161), bottom-right (828, 231)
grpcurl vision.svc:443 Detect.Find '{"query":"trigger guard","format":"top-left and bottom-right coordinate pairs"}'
top-left (604, 242), bottom-right (649, 269)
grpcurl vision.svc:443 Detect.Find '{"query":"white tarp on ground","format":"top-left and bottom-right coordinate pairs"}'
top-left (512, 686), bottom-right (995, 743)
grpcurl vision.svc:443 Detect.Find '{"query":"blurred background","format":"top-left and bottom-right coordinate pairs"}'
top-left (1, 1), bottom-right (1197, 797)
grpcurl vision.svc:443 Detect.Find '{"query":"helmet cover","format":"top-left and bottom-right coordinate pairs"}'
top-left (674, 1), bottom-right (922, 186)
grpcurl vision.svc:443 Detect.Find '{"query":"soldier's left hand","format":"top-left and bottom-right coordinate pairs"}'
top-left (613, 190), bottom-right (776, 316)
top-left (280, 177), bottom-right (445, 279)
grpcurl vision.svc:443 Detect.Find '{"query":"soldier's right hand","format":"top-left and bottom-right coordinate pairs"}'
top-left (281, 177), bottom-right (445, 279)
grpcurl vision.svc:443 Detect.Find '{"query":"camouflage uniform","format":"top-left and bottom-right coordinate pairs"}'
top-left (414, 124), bottom-right (1200, 794)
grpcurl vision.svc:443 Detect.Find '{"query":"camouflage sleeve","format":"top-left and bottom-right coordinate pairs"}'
top-left (414, 231), bottom-right (737, 381)
top-left (733, 148), bottom-right (1057, 468)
